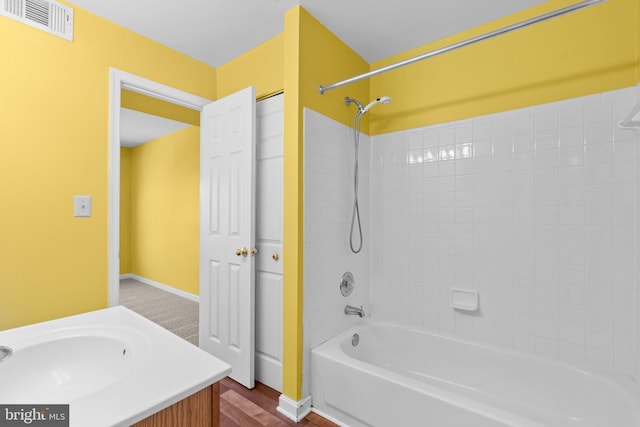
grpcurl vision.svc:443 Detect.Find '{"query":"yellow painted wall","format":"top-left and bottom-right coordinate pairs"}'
top-left (120, 147), bottom-right (132, 274)
top-left (128, 127), bottom-right (200, 296)
top-left (283, 8), bottom-right (302, 401)
top-left (217, 34), bottom-right (285, 100)
top-left (369, 0), bottom-right (637, 134)
top-left (121, 90), bottom-right (200, 126)
top-left (0, 2), bottom-right (215, 330)
top-left (281, 6), bottom-right (369, 400)
top-left (297, 11), bottom-right (370, 132)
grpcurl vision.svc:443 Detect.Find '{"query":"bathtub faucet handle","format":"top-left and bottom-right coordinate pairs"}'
top-left (344, 304), bottom-right (365, 318)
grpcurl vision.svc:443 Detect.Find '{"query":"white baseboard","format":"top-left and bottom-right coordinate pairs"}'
top-left (277, 394), bottom-right (312, 422)
top-left (120, 274), bottom-right (199, 303)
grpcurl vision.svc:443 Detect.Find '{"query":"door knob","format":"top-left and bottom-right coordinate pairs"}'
top-left (235, 247), bottom-right (248, 257)
top-left (272, 253), bottom-right (279, 261)
top-left (250, 247), bottom-right (258, 256)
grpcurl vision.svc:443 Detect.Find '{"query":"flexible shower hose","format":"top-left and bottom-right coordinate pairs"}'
top-left (350, 111), bottom-right (364, 253)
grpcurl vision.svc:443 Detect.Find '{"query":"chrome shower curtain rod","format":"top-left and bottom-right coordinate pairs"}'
top-left (318, 0), bottom-right (606, 95)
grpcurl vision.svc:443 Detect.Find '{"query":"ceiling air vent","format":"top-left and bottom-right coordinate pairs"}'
top-left (2, 0), bottom-right (73, 41)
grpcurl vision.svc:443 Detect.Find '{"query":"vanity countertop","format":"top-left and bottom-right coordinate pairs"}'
top-left (0, 305), bottom-right (231, 427)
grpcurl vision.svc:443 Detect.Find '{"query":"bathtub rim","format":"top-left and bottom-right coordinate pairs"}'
top-left (314, 317), bottom-right (640, 393)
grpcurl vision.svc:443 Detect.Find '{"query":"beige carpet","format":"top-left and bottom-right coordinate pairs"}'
top-left (120, 278), bottom-right (199, 345)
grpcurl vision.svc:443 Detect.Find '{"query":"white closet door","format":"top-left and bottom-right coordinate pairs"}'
top-left (255, 94), bottom-right (284, 391)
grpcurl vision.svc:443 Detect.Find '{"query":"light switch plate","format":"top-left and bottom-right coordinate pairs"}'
top-left (74, 195), bottom-right (92, 217)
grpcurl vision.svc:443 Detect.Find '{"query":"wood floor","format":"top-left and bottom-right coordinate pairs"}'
top-left (220, 377), bottom-right (338, 427)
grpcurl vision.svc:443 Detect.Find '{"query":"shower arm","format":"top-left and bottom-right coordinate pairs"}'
top-left (317, 0), bottom-right (606, 95)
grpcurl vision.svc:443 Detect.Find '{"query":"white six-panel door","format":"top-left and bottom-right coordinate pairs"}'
top-left (199, 86), bottom-right (256, 389)
top-left (255, 94), bottom-right (284, 391)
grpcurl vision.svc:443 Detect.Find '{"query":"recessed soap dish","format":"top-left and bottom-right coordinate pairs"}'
top-left (450, 288), bottom-right (479, 312)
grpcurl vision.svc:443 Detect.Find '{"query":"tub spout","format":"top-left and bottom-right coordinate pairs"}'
top-left (345, 305), bottom-right (365, 317)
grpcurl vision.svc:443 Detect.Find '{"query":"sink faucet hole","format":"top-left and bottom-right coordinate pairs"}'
top-left (0, 346), bottom-right (13, 363)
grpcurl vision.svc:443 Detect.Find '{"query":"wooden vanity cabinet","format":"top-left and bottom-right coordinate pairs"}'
top-left (132, 383), bottom-right (220, 427)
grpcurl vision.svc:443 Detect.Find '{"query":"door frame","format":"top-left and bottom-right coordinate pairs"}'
top-left (107, 68), bottom-right (212, 307)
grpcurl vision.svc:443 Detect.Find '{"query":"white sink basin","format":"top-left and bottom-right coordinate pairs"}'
top-left (0, 332), bottom-right (141, 402)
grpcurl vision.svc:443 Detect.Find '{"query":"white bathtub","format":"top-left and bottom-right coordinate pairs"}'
top-left (0, 306), bottom-right (230, 426)
top-left (311, 320), bottom-right (640, 427)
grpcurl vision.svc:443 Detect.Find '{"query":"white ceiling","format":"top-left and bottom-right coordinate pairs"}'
top-left (120, 108), bottom-right (191, 148)
top-left (65, 0), bottom-right (546, 68)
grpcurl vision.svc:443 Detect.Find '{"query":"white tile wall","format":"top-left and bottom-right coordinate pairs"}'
top-left (302, 108), bottom-right (371, 394)
top-left (369, 87), bottom-right (639, 377)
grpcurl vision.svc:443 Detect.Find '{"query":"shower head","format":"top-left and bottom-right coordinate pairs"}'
top-left (362, 96), bottom-right (392, 113)
top-left (346, 96), bottom-right (392, 115)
